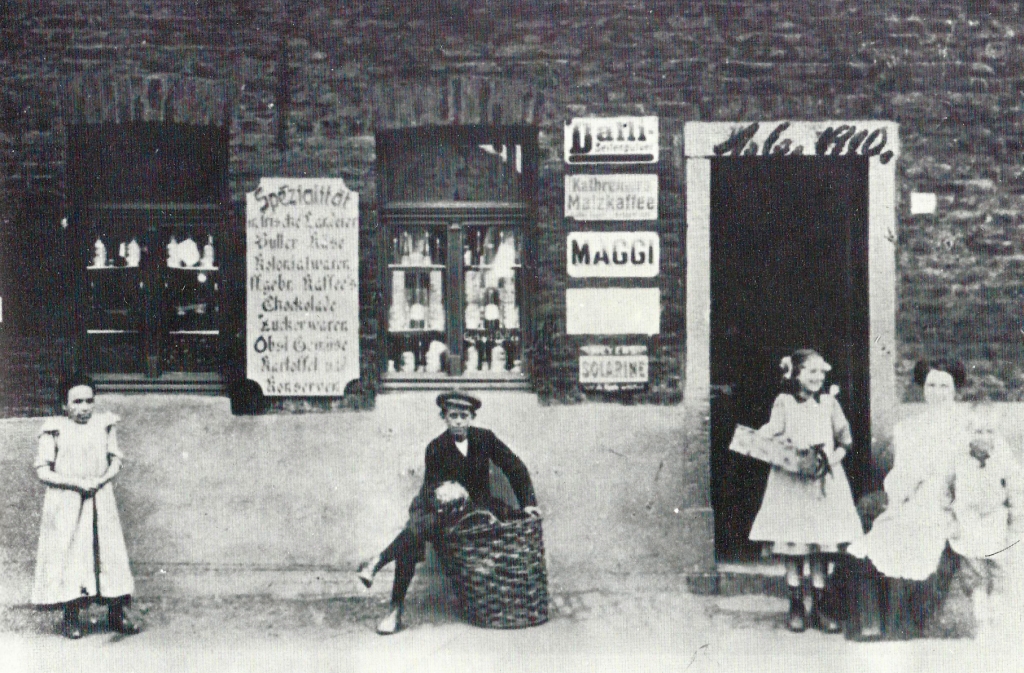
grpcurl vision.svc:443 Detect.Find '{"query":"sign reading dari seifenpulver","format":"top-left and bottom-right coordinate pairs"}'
top-left (564, 116), bottom-right (659, 164)
top-left (246, 178), bottom-right (359, 396)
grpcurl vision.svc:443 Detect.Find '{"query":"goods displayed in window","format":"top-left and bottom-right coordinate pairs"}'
top-left (463, 226), bottom-right (521, 375)
top-left (387, 224), bottom-right (523, 379)
top-left (84, 214), bottom-right (223, 376)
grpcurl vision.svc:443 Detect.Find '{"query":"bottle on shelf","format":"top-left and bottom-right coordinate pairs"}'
top-left (201, 235), bottom-right (215, 268)
top-left (125, 238), bottom-right (141, 267)
top-left (167, 236), bottom-right (180, 268)
top-left (417, 233), bottom-right (429, 266)
top-left (428, 269), bottom-right (444, 330)
top-left (389, 271), bottom-right (407, 331)
top-left (483, 228), bottom-right (496, 266)
top-left (92, 238), bottom-right (107, 268)
top-left (474, 229), bottom-right (484, 266)
top-left (409, 284), bottom-right (426, 329)
top-left (400, 231), bottom-right (412, 265)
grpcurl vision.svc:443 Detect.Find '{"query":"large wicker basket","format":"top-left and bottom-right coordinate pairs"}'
top-left (437, 509), bottom-right (549, 629)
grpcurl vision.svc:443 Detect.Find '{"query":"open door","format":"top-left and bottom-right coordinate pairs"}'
top-left (709, 157), bottom-right (870, 561)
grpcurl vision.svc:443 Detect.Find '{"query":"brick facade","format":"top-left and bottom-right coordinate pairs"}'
top-left (2, 1), bottom-right (1024, 414)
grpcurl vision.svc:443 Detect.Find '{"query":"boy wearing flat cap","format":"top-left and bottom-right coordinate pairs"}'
top-left (357, 390), bottom-right (540, 634)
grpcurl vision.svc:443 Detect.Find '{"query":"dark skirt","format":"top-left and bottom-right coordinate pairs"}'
top-left (842, 548), bottom-right (959, 641)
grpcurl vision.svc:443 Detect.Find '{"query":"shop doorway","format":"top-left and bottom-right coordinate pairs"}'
top-left (709, 157), bottom-right (871, 561)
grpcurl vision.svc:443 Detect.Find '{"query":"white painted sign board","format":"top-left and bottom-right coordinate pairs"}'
top-left (564, 116), bottom-right (659, 164)
top-left (579, 344), bottom-right (649, 387)
top-left (564, 174), bottom-right (658, 221)
top-left (246, 178), bottom-right (360, 396)
top-left (567, 232), bottom-right (659, 278)
top-left (565, 288), bottom-right (660, 335)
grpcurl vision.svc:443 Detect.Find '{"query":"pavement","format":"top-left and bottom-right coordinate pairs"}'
top-left (1, 574), bottom-right (1021, 673)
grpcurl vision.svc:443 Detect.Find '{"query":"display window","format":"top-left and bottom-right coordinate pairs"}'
top-left (377, 126), bottom-right (536, 383)
top-left (70, 123), bottom-right (228, 385)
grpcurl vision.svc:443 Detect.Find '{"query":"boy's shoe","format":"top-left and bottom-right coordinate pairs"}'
top-left (357, 556), bottom-right (379, 588)
top-left (376, 605), bottom-right (403, 635)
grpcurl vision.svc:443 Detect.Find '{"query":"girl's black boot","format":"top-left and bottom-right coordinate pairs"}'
top-left (787, 587), bottom-right (806, 632)
top-left (108, 599), bottom-right (140, 635)
top-left (61, 601), bottom-right (83, 639)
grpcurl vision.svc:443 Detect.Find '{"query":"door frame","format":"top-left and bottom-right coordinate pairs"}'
top-left (683, 121), bottom-right (899, 560)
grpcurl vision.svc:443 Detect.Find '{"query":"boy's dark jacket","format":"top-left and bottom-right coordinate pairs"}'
top-left (420, 427), bottom-right (537, 514)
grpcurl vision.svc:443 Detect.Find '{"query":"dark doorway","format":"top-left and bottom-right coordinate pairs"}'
top-left (710, 157), bottom-right (870, 562)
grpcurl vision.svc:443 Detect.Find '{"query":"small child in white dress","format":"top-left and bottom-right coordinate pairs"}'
top-left (32, 374), bottom-right (139, 638)
top-left (748, 349), bottom-right (863, 633)
top-left (950, 406), bottom-right (1023, 639)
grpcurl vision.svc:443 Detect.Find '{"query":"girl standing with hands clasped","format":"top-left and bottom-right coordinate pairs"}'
top-left (749, 349), bottom-right (863, 633)
top-left (31, 374), bottom-right (139, 638)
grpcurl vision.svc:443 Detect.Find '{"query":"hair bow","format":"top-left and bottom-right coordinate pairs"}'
top-left (779, 356), bottom-right (793, 380)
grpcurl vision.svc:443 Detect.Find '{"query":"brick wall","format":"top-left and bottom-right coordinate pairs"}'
top-left (2, 0), bottom-right (1024, 414)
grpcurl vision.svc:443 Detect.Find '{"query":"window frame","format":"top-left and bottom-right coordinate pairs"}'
top-left (380, 204), bottom-right (533, 383)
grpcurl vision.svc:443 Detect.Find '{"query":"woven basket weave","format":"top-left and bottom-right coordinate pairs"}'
top-left (437, 509), bottom-right (549, 629)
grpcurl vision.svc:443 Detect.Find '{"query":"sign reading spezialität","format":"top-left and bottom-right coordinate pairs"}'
top-left (567, 232), bottom-right (659, 278)
top-left (246, 178), bottom-right (359, 396)
top-left (564, 174), bottom-right (658, 221)
top-left (564, 116), bottom-right (658, 164)
top-left (579, 344), bottom-right (649, 391)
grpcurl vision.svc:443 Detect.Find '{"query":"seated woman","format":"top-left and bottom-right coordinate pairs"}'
top-left (356, 390), bottom-right (540, 634)
top-left (846, 359), bottom-right (968, 638)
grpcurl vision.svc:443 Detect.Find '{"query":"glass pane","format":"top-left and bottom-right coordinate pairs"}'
top-left (387, 226), bottom-right (446, 376)
top-left (162, 228), bottom-right (220, 332)
top-left (463, 226), bottom-right (522, 376)
top-left (86, 231), bottom-right (145, 373)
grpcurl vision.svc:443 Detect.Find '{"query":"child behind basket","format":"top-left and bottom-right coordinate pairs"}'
top-left (949, 404), bottom-right (1024, 640)
top-left (748, 349), bottom-right (863, 633)
top-left (31, 373), bottom-right (139, 638)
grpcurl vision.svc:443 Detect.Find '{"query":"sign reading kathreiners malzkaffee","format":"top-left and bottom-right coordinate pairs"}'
top-left (245, 178), bottom-right (359, 396)
top-left (564, 116), bottom-right (658, 164)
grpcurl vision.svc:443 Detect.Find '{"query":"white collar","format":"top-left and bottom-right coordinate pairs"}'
top-left (454, 437), bottom-right (469, 457)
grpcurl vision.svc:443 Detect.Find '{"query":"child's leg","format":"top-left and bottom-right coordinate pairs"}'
top-left (107, 595), bottom-right (140, 634)
top-left (785, 555), bottom-right (807, 632)
top-left (809, 554), bottom-right (841, 633)
top-left (61, 598), bottom-right (86, 639)
top-left (785, 556), bottom-right (802, 588)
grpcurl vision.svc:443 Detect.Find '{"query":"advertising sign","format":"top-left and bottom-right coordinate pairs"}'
top-left (579, 344), bottom-right (649, 391)
top-left (245, 178), bottom-right (360, 396)
top-left (564, 116), bottom-right (659, 164)
top-left (565, 288), bottom-right (660, 335)
top-left (564, 174), bottom-right (658, 221)
top-left (567, 232), bottom-right (659, 278)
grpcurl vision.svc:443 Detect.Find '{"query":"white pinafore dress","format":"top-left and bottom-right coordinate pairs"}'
top-left (748, 393), bottom-right (864, 555)
top-left (31, 412), bottom-right (135, 605)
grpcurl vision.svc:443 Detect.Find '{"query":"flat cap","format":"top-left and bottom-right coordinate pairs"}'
top-left (436, 390), bottom-right (482, 411)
